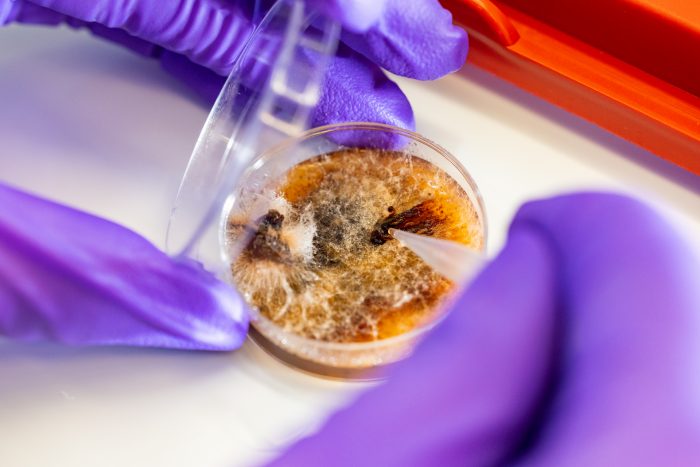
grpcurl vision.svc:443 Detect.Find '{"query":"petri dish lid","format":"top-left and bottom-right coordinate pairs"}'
top-left (166, 0), bottom-right (340, 265)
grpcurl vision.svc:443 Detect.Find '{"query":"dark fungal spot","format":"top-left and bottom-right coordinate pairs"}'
top-left (370, 200), bottom-right (447, 245)
top-left (262, 209), bottom-right (285, 229)
top-left (249, 209), bottom-right (291, 262)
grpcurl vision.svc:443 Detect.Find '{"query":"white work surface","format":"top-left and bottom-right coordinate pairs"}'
top-left (1, 26), bottom-right (699, 467)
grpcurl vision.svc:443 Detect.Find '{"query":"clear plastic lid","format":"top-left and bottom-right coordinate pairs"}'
top-left (166, 0), bottom-right (340, 270)
top-left (164, 0), bottom-right (488, 379)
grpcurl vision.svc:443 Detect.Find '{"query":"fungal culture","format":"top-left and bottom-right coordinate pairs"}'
top-left (224, 125), bottom-right (485, 378)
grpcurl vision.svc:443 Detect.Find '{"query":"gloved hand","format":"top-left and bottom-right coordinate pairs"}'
top-left (0, 1), bottom-right (466, 349)
top-left (268, 193), bottom-right (700, 466)
top-left (0, 0), bottom-right (468, 129)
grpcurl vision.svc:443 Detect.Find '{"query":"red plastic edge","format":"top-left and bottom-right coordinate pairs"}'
top-left (443, 0), bottom-right (700, 176)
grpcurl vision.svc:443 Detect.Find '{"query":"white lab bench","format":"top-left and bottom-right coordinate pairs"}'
top-left (1, 26), bottom-right (699, 467)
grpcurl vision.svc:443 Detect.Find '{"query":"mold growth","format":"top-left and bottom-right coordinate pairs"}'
top-left (227, 148), bottom-right (482, 343)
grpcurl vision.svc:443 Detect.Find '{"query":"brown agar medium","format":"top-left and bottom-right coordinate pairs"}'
top-left (226, 144), bottom-right (484, 378)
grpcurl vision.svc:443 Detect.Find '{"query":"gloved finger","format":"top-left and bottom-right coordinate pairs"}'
top-left (267, 223), bottom-right (559, 466)
top-left (7, 0), bottom-right (466, 81)
top-left (0, 182), bottom-right (248, 350)
top-left (312, 43), bottom-right (413, 129)
top-left (6, 0), bottom-right (388, 74)
top-left (4, 1), bottom-right (416, 139)
top-left (161, 44), bottom-right (415, 130)
top-left (6, 0), bottom-right (254, 75)
top-left (506, 193), bottom-right (700, 466)
top-left (269, 193), bottom-right (700, 466)
top-left (341, 0), bottom-right (468, 79)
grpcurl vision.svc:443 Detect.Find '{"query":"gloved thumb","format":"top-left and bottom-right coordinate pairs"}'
top-left (0, 182), bottom-right (248, 350)
top-left (268, 193), bottom-right (700, 467)
top-left (267, 213), bottom-right (559, 466)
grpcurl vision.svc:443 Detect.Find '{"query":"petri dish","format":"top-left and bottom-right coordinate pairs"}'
top-left (166, 0), bottom-right (487, 379)
top-left (221, 122), bottom-right (487, 379)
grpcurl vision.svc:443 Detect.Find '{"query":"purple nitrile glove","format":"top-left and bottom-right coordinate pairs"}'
top-left (0, 183), bottom-right (247, 349)
top-left (268, 193), bottom-right (700, 466)
top-left (1, 0), bottom-right (468, 130)
top-left (0, 1), bottom-right (466, 349)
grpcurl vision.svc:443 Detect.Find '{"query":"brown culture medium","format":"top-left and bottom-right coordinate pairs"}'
top-left (228, 148), bottom-right (483, 343)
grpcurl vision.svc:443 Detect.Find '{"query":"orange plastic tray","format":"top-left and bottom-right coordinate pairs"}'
top-left (442, 0), bottom-right (700, 175)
